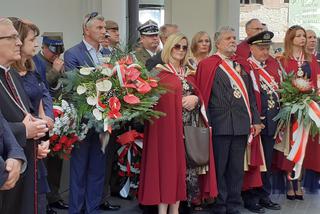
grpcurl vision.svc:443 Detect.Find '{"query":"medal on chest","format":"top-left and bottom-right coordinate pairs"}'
top-left (233, 89), bottom-right (242, 99)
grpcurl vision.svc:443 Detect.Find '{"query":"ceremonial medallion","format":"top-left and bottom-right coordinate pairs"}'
top-left (268, 99), bottom-right (275, 109)
top-left (233, 89), bottom-right (242, 99)
top-left (297, 67), bottom-right (304, 77)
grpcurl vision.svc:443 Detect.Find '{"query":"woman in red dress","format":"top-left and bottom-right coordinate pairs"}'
top-left (138, 32), bottom-right (217, 214)
top-left (275, 25), bottom-right (320, 200)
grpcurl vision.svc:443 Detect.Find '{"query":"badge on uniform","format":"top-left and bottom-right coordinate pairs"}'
top-left (233, 89), bottom-right (242, 99)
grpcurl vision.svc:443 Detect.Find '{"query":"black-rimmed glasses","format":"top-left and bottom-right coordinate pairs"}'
top-left (85, 12), bottom-right (98, 26)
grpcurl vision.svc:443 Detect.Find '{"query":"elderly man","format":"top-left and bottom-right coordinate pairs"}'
top-left (196, 26), bottom-right (262, 214)
top-left (306, 29), bottom-right (320, 60)
top-left (237, 18), bottom-right (264, 58)
top-left (135, 19), bottom-right (160, 65)
top-left (241, 31), bottom-right (282, 213)
top-left (64, 12), bottom-right (108, 214)
top-left (145, 23), bottom-right (179, 71)
top-left (0, 17), bottom-right (48, 214)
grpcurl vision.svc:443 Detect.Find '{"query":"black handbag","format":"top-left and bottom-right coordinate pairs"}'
top-left (184, 115), bottom-right (210, 166)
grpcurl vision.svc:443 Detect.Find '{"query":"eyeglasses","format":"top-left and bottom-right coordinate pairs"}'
top-left (85, 12), bottom-right (98, 26)
top-left (0, 34), bottom-right (20, 41)
top-left (173, 44), bottom-right (188, 51)
top-left (249, 27), bottom-right (264, 31)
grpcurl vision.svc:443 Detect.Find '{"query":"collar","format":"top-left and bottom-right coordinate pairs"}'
top-left (83, 39), bottom-right (103, 53)
top-left (250, 56), bottom-right (266, 67)
top-left (0, 64), bottom-right (10, 72)
top-left (145, 48), bottom-right (157, 57)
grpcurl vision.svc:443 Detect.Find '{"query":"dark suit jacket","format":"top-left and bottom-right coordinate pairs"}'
top-left (0, 111), bottom-right (26, 187)
top-left (145, 51), bottom-right (163, 71)
top-left (64, 41), bottom-right (95, 70)
top-left (208, 66), bottom-right (260, 136)
top-left (0, 68), bottom-right (32, 146)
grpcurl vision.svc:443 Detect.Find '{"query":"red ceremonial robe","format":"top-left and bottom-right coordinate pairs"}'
top-left (273, 56), bottom-right (320, 172)
top-left (196, 54), bottom-right (264, 191)
top-left (138, 69), bottom-right (186, 205)
top-left (186, 75), bottom-right (218, 199)
top-left (236, 40), bottom-right (251, 59)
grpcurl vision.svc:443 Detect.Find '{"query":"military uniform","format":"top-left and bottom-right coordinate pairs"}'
top-left (134, 20), bottom-right (159, 65)
top-left (242, 31), bottom-right (282, 212)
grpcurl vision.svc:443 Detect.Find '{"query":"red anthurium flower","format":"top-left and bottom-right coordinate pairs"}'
top-left (126, 67), bottom-right (141, 81)
top-left (136, 78), bottom-right (152, 94)
top-left (148, 78), bottom-right (158, 88)
top-left (124, 94), bottom-right (141, 104)
top-left (109, 97), bottom-right (121, 111)
top-left (108, 110), bottom-right (122, 119)
top-left (124, 83), bottom-right (137, 89)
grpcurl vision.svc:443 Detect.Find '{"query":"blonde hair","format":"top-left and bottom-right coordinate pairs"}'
top-left (161, 32), bottom-right (189, 66)
top-left (190, 31), bottom-right (212, 56)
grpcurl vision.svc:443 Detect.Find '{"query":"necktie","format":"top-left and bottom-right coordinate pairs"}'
top-left (4, 71), bottom-right (24, 108)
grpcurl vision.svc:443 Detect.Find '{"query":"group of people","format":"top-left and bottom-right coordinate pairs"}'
top-left (0, 12), bottom-right (319, 214)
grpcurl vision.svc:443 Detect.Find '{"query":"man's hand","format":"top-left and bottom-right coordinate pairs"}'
top-left (182, 95), bottom-right (199, 111)
top-left (37, 141), bottom-right (50, 159)
top-left (0, 158), bottom-right (22, 190)
top-left (43, 116), bottom-right (54, 130)
top-left (253, 124), bottom-right (265, 137)
top-left (23, 114), bottom-right (48, 139)
top-left (52, 58), bottom-right (64, 73)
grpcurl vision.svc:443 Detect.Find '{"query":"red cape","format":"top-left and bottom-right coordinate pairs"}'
top-left (236, 40), bottom-right (251, 59)
top-left (196, 54), bottom-right (264, 190)
top-left (138, 70), bottom-right (186, 204)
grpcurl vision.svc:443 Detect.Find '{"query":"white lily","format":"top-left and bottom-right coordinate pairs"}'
top-left (80, 67), bottom-right (95, 75)
top-left (93, 108), bottom-right (103, 121)
top-left (96, 79), bottom-right (112, 92)
top-left (76, 85), bottom-right (87, 95)
top-left (86, 96), bottom-right (97, 106)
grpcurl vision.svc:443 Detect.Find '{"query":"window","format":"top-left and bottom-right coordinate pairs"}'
top-left (139, 4), bottom-right (164, 28)
top-left (240, 0), bottom-right (263, 4)
top-left (284, 0), bottom-right (289, 3)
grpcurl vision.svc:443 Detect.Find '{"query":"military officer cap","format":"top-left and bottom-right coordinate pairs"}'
top-left (137, 19), bottom-right (159, 36)
top-left (42, 32), bottom-right (64, 54)
top-left (105, 20), bottom-right (119, 30)
top-left (247, 30), bottom-right (274, 45)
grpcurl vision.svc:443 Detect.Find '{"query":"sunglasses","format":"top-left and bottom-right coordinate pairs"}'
top-left (85, 12), bottom-right (98, 26)
top-left (173, 44), bottom-right (188, 51)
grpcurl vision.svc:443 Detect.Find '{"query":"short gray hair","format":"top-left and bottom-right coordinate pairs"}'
top-left (214, 26), bottom-right (235, 46)
top-left (82, 13), bottom-right (104, 29)
top-left (245, 18), bottom-right (260, 30)
top-left (0, 18), bottom-right (13, 26)
top-left (159, 24), bottom-right (178, 38)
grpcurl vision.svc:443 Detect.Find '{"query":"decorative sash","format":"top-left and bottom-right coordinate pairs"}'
top-left (248, 58), bottom-right (280, 102)
top-left (219, 60), bottom-right (253, 143)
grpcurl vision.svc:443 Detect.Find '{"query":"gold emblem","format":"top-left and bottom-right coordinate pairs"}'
top-left (233, 89), bottom-right (242, 99)
top-left (268, 99), bottom-right (275, 109)
top-left (297, 67), bottom-right (304, 77)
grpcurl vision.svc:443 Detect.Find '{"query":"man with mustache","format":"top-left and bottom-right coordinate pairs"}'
top-left (196, 26), bottom-right (262, 214)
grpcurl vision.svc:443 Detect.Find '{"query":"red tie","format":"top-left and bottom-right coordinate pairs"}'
top-left (5, 71), bottom-right (24, 108)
